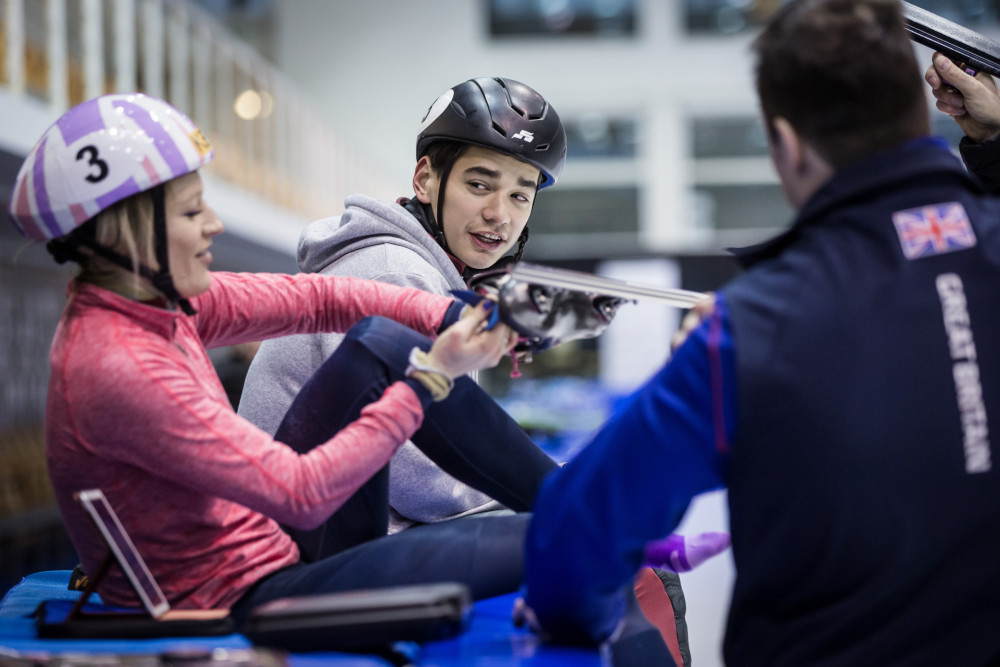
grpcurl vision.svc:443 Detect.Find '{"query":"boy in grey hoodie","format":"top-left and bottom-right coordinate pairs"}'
top-left (239, 78), bottom-right (567, 531)
top-left (239, 78), bottom-right (727, 664)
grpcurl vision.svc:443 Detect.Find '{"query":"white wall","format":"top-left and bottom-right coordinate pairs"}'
top-left (597, 258), bottom-right (681, 392)
top-left (273, 1), bottom-right (760, 251)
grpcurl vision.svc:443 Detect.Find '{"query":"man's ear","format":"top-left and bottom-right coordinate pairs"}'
top-left (412, 156), bottom-right (435, 204)
top-left (771, 116), bottom-right (804, 174)
top-left (768, 115), bottom-right (834, 210)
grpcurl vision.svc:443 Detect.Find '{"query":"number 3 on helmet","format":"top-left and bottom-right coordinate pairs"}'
top-left (8, 93), bottom-right (213, 241)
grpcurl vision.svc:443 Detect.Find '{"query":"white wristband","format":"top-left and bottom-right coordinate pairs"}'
top-left (404, 347), bottom-right (454, 401)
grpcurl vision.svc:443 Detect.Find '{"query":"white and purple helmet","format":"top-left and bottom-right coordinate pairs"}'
top-left (8, 93), bottom-right (213, 240)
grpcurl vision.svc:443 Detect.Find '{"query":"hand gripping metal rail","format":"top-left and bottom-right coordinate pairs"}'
top-left (464, 263), bottom-right (708, 354)
top-left (901, 1), bottom-right (1000, 78)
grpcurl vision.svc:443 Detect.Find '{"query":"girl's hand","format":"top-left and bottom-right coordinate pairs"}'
top-left (425, 300), bottom-right (518, 378)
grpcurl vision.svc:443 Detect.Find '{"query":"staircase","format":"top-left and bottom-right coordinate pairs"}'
top-left (0, 0), bottom-right (394, 256)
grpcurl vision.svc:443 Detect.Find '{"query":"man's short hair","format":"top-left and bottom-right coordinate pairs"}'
top-left (754, 0), bottom-right (929, 169)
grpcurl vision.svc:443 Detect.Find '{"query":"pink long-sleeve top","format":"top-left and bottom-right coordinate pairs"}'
top-left (46, 271), bottom-right (452, 611)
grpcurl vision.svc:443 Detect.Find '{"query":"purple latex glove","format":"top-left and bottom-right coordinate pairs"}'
top-left (643, 532), bottom-right (731, 572)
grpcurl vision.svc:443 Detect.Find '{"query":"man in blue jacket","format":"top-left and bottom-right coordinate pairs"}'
top-left (524, 0), bottom-right (1000, 664)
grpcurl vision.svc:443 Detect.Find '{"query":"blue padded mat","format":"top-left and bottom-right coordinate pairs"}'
top-left (0, 571), bottom-right (600, 666)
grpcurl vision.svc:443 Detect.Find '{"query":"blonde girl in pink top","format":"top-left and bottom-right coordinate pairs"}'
top-left (10, 93), bottom-right (558, 621)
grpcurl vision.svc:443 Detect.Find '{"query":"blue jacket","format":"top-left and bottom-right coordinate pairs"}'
top-left (524, 138), bottom-right (1000, 665)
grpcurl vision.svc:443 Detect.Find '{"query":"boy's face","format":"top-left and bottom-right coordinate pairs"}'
top-left (420, 146), bottom-right (541, 270)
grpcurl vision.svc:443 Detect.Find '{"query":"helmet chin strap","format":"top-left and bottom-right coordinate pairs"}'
top-left (433, 159), bottom-right (455, 256)
top-left (512, 226), bottom-right (529, 262)
top-left (46, 186), bottom-right (196, 315)
top-left (148, 186), bottom-right (197, 315)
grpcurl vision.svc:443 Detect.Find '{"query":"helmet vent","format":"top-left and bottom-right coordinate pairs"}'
top-left (494, 77), bottom-right (526, 118)
top-left (450, 100), bottom-right (468, 118)
top-left (527, 103), bottom-right (547, 121)
top-left (535, 144), bottom-right (550, 151)
top-left (491, 121), bottom-right (507, 137)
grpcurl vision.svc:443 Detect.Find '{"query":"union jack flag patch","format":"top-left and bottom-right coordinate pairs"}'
top-left (892, 202), bottom-right (977, 260)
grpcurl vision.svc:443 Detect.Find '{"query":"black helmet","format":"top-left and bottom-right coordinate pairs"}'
top-left (416, 77), bottom-right (567, 189)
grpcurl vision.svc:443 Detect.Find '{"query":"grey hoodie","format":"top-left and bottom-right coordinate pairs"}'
top-left (239, 195), bottom-right (502, 533)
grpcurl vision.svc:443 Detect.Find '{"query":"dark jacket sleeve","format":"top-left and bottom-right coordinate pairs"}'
top-left (522, 298), bottom-right (737, 644)
top-left (959, 136), bottom-right (1000, 194)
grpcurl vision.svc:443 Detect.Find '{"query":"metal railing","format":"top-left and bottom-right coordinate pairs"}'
top-left (0, 0), bottom-right (394, 221)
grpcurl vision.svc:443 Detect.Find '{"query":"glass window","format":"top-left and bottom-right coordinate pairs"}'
top-left (685, 0), bottom-right (785, 35)
top-left (692, 111), bottom-right (970, 159)
top-left (692, 116), bottom-right (769, 158)
top-left (487, 0), bottom-right (637, 38)
top-left (695, 183), bottom-right (792, 231)
top-left (190, 0), bottom-right (276, 61)
top-left (565, 115), bottom-right (638, 158)
top-left (528, 186), bottom-right (639, 236)
top-left (685, 0), bottom-right (1000, 35)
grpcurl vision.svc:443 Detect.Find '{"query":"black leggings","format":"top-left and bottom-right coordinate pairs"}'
top-left (230, 317), bottom-right (558, 624)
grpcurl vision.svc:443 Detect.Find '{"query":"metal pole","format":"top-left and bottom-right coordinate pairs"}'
top-left (5, 0), bottom-right (25, 95)
top-left (141, 0), bottom-right (164, 99)
top-left (167, 1), bottom-right (190, 112)
top-left (81, 0), bottom-right (104, 100)
top-left (114, 0), bottom-right (136, 92)
top-left (46, 0), bottom-right (68, 110)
